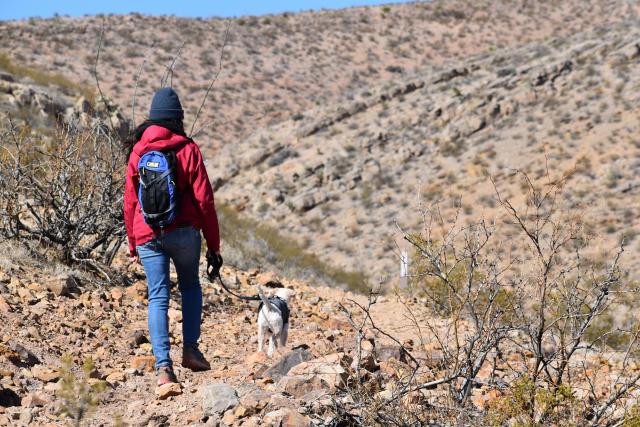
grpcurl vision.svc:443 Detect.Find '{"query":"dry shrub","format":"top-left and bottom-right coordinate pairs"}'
top-left (0, 118), bottom-right (126, 280)
top-left (330, 169), bottom-right (640, 426)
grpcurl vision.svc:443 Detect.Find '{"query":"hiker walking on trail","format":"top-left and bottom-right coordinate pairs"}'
top-left (124, 87), bottom-right (223, 386)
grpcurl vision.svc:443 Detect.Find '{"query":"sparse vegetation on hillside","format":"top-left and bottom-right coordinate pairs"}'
top-left (212, 19), bottom-right (640, 284)
top-left (0, 53), bottom-right (95, 103)
top-left (1, 1), bottom-right (640, 425)
top-left (218, 203), bottom-right (368, 292)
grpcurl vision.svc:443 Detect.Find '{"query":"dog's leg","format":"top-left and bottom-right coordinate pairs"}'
top-left (257, 325), bottom-right (265, 353)
top-left (273, 333), bottom-right (283, 357)
top-left (280, 323), bottom-right (289, 348)
top-left (268, 335), bottom-right (276, 357)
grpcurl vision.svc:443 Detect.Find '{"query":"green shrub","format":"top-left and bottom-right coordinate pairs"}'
top-left (57, 355), bottom-right (106, 427)
top-left (487, 376), bottom-right (578, 426)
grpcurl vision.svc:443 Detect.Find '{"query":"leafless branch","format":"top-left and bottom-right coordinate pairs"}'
top-left (131, 41), bottom-right (157, 128)
top-left (92, 22), bottom-right (118, 137)
top-left (189, 21), bottom-right (231, 138)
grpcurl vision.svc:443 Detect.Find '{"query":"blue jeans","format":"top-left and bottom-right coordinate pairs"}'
top-left (136, 226), bottom-right (202, 370)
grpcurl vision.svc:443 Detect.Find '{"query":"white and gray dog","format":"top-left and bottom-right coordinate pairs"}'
top-left (257, 286), bottom-right (293, 357)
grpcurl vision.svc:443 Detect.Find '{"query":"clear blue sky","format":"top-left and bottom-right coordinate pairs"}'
top-left (1, 0), bottom-right (412, 20)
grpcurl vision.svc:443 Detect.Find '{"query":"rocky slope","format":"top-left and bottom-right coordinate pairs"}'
top-left (0, 68), bottom-right (127, 135)
top-left (0, 243), bottom-right (635, 426)
top-left (1, 3), bottom-right (640, 424)
top-left (0, 245), bottom-right (437, 426)
top-left (211, 22), bottom-right (640, 281)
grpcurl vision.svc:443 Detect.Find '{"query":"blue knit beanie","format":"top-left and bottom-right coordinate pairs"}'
top-left (149, 87), bottom-right (184, 120)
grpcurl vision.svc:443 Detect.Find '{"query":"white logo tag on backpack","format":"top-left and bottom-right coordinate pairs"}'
top-left (146, 161), bottom-right (160, 168)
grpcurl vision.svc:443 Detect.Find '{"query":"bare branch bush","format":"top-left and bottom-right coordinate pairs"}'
top-left (326, 170), bottom-right (640, 426)
top-left (0, 117), bottom-right (126, 281)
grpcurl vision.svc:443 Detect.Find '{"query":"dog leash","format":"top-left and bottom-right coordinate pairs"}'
top-left (206, 254), bottom-right (261, 301)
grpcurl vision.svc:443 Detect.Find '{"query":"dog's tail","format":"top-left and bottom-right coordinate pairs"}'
top-left (257, 285), bottom-right (274, 312)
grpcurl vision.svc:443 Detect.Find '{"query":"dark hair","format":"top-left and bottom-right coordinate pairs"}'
top-left (123, 118), bottom-right (186, 159)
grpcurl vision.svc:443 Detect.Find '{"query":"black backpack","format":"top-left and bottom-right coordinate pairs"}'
top-left (137, 150), bottom-right (179, 228)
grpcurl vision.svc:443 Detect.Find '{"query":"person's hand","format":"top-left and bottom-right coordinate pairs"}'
top-left (130, 254), bottom-right (140, 265)
top-left (206, 250), bottom-right (223, 278)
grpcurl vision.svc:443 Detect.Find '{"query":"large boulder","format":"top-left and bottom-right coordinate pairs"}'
top-left (202, 383), bottom-right (239, 417)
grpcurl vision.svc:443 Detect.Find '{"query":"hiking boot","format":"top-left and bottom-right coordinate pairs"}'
top-left (157, 366), bottom-right (178, 386)
top-left (182, 346), bottom-right (211, 371)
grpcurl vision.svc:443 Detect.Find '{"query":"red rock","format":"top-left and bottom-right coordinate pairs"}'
top-left (46, 278), bottom-right (69, 297)
top-left (31, 365), bottom-right (61, 382)
top-left (239, 388), bottom-right (272, 414)
top-left (0, 296), bottom-right (10, 314)
top-left (110, 287), bottom-right (123, 303)
top-left (125, 281), bottom-right (147, 302)
top-left (244, 352), bottom-right (268, 366)
top-left (156, 382), bottom-right (182, 400)
top-left (21, 392), bottom-right (50, 407)
top-left (263, 408), bottom-right (311, 427)
top-left (277, 375), bottom-right (319, 398)
top-left (130, 355), bottom-right (155, 372)
top-left (288, 360), bottom-right (348, 390)
top-left (105, 371), bottom-right (127, 386)
top-left (222, 411), bottom-right (236, 424)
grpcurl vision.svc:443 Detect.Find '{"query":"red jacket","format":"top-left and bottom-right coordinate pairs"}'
top-left (124, 125), bottom-right (220, 256)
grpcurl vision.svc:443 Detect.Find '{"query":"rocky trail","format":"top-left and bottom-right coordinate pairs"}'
top-left (0, 250), bottom-right (437, 426)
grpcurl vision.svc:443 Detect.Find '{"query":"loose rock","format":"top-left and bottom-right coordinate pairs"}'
top-left (31, 365), bottom-right (61, 382)
top-left (156, 383), bottom-right (182, 400)
top-left (263, 348), bottom-right (314, 381)
top-left (263, 408), bottom-right (311, 427)
top-left (21, 392), bottom-right (50, 407)
top-left (130, 355), bottom-right (156, 372)
top-left (202, 383), bottom-right (239, 417)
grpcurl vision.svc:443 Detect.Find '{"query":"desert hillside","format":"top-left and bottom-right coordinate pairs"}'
top-left (1, 0), bottom-right (639, 287)
top-left (2, 1), bottom-right (640, 426)
top-left (213, 21), bottom-right (640, 281)
top-left (0, 246), bottom-right (436, 426)
top-left (0, 0), bottom-right (636, 151)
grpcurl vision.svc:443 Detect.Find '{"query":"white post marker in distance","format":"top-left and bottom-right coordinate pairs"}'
top-left (400, 250), bottom-right (409, 289)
